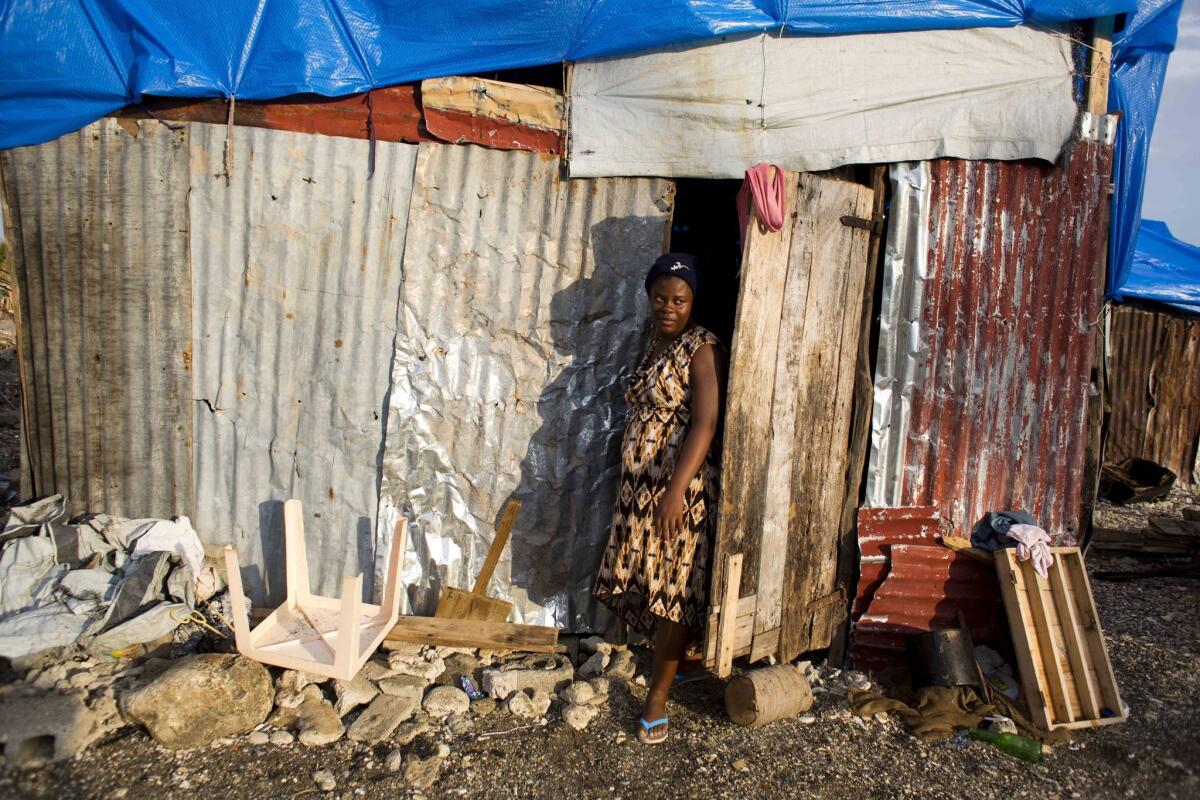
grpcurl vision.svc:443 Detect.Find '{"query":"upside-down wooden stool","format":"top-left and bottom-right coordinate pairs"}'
top-left (224, 499), bottom-right (406, 680)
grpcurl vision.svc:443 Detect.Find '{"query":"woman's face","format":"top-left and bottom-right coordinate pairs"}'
top-left (648, 275), bottom-right (694, 337)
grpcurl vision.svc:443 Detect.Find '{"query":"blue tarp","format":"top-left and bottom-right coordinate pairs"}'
top-left (0, 1), bottom-right (1133, 150)
top-left (1121, 220), bottom-right (1200, 315)
top-left (1108, 0), bottom-right (1186, 304)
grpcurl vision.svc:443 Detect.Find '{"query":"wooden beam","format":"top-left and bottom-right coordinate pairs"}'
top-left (384, 616), bottom-right (558, 653)
top-left (716, 553), bottom-right (745, 679)
top-left (1047, 554), bottom-right (1101, 720)
top-left (1087, 16), bottom-right (1115, 116)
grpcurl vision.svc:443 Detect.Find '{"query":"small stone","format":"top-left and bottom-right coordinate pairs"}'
top-left (633, 675), bottom-right (647, 687)
top-left (797, 714), bottom-right (816, 725)
top-left (470, 698), bottom-right (497, 717)
top-left (604, 650), bottom-right (636, 681)
top-left (529, 690), bottom-right (551, 717)
top-left (393, 718), bottom-right (435, 746)
top-left (385, 749), bottom-right (403, 773)
top-left (480, 654), bottom-right (574, 700)
top-left (435, 653), bottom-right (483, 686)
top-left (563, 703), bottom-right (597, 730)
top-left (580, 636), bottom-right (613, 655)
top-left (269, 684), bottom-right (345, 747)
top-left (68, 671), bottom-right (96, 690)
top-left (313, 769), bottom-right (336, 792)
top-left (578, 651), bottom-right (609, 677)
top-left (359, 660), bottom-right (396, 683)
top-left (505, 691), bottom-right (538, 719)
top-left (347, 695), bottom-right (418, 745)
top-left (247, 730), bottom-right (270, 745)
top-left (732, 759), bottom-right (750, 773)
top-left (423, 685), bottom-right (470, 718)
top-left (446, 712), bottom-right (474, 735)
top-left (269, 730), bottom-right (294, 745)
top-left (873, 712), bottom-right (889, 724)
top-left (377, 674), bottom-right (428, 701)
top-left (404, 748), bottom-right (448, 790)
top-left (559, 681), bottom-right (595, 706)
top-left (388, 653), bottom-right (446, 681)
top-left (614, 732), bottom-right (627, 745)
top-left (333, 675), bottom-right (380, 717)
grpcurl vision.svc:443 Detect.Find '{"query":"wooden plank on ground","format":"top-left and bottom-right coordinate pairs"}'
top-left (384, 616), bottom-right (558, 653)
top-left (1063, 549), bottom-right (1124, 713)
top-left (1021, 559), bottom-right (1075, 724)
top-left (996, 551), bottom-right (1053, 730)
top-left (778, 173), bottom-right (875, 661)
top-left (716, 553), bottom-right (744, 679)
top-left (1047, 553), bottom-right (1101, 720)
top-left (710, 174), bottom-right (799, 613)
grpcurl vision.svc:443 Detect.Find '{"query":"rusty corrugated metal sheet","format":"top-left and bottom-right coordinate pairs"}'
top-left (378, 142), bottom-right (674, 629)
top-left (0, 119), bottom-right (193, 519)
top-left (851, 543), bottom-right (1004, 674)
top-left (868, 129), bottom-right (1114, 546)
top-left (852, 506), bottom-right (943, 622)
top-left (190, 123), bottom-right (419, 606)
top-left (1107, 305), bottom-right (1200, 487)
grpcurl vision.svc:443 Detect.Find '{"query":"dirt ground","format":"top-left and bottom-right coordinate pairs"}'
top-left (0, 325), bottom-right (1198, 799)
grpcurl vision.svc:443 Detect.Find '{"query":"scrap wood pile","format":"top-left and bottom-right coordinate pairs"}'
top-left (843, 505), bottom-right (1130, 760)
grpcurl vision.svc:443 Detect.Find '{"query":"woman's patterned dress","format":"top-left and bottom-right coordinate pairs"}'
top-left (593, 324), bottom-right (722, 635)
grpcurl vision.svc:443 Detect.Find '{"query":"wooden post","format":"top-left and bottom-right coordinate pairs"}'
top-left (1087, 16), bottom-right (1115, 116)
top-left (716, 553), bottom-right (744, 679)
top-left (725, 664), bottom-right (814, 728)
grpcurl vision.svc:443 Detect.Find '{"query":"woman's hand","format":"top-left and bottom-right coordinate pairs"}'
top-left (654, 488), bottom-right (688, 540)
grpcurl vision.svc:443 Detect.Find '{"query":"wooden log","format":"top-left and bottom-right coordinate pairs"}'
top-left (724, 665), bottom-right (814, 728)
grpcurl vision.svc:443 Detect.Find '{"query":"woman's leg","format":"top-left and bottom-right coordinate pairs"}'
top-left (641, 617), bottom-right (690, 735)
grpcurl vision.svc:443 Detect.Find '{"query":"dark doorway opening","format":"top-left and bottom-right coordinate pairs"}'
top-left (668, 178), bottom-right (744, 348)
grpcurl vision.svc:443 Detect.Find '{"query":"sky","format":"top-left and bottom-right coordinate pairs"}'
top-left (1142, 0), bottom-right (1200, 244)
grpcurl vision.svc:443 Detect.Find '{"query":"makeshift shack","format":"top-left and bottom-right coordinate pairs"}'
top-left (0, 1), bottom-right (1186, 689)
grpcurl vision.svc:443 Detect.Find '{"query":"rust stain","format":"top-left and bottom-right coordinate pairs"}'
top-left (899, 138), bottom-right (1112, 545)
top-left (333, 339), bottom-right (343, 348)
top-left (181, 348), bottom-right (192, 371)
top-left (285, 312), bottom-right (295, 320)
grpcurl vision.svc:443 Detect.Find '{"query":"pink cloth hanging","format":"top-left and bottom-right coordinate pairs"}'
top-left (736, 163), bottom-right (787, 238)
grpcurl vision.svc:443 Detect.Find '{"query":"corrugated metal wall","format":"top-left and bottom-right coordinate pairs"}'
top-left (867, 132), bottom-right (1114, 544)
top-left (378, 142), bottom-right (673, 629)
top-left (1107, 304), bottom-right (1200, 487)
top-left (0, 119), bottom-right (193, 519)
top-left (190, 123), bottom-right (418, 604)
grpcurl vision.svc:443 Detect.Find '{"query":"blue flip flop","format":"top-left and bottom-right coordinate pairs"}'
top-left (674, 672), bottom-right (705, 686)
top-left (638, 716), bottom-right (669, 744)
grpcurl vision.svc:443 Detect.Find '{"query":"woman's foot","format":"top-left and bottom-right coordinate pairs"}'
top-left (637, 715), bottom-right (669, 744)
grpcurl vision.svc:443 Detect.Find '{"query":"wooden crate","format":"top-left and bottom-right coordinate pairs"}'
top-left (996, 547), bottom-right (1126, 731)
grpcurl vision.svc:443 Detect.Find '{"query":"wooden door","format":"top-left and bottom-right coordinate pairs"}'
top-left (706, 170), bottom-right (876, 673)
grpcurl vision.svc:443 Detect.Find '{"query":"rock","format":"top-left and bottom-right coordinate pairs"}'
top-left (580, 636), bottom-right (613, 655)
top-left (732, 759), bottom-right (750, 773)
top-left (269, 684), bottom-right (345, 747)
top-left (605, 650), bottom-right (636, 681)
top-left (276, 669), bottom-right (330, 708)
top-left (578, 652), bottom-right (609, 677)
top-left (377, 674), bottom-right (428, 701)
top-left (563, 703), bottom-right (597, 731)
top-left (505, 691), bottom-right (538, 719)
top-left (797, 713), bottom-right (817, 725)
top-left (269, 729), bottom-right (294, 745)
top-left (387, 653), bottom-right (445, 681)
top-left (446, 712), bottom-right (474, 735)
top-left (470, 697), bottom-right (497, 717)
top-left (393, 717), bottom-right (435, 746)
top-left (633, 675), bottom-right (647, 687)
top-left (385, 748), bottom-right (403, 772)
top-left (381, 641), bottom-right (423, 655)
top-left (346, 695), bottom-right (417, 745)
top-left (423, 686), bottom-right (470, 718)
top-left (120, 654), bottom-right (273, 750)
top-left (333, 675), bottom-right (380, 717)
top-left (403, 743), bottom-right (450, 790)
top-left (0, 692), bottom-right (101, 768)
top-left (587, 677), bottom-right (611, 699)
top-left (313, 769), bottom-right (336, 792)
top-left (86, 689), bottom-right (126, 737)
top-left (559, 681), bottom-right (595, 706)
top-left (556, 636), bottom-right (581, 666)
top-left (247, 730), bottom-right (270, 745)
top-left (530, 690), bottom-right (551, 717)
top-left (435, 652), bottom-right (483, 686)
top-left (481, 654), bottom-right (574, 700)
top-left (68, 671), bottom-right (96, 690)
top-left (359, 659), bottom-right (396, 683)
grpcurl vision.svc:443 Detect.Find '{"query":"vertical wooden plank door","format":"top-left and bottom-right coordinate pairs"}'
top-left (707, 170), bottom-right (875, 669)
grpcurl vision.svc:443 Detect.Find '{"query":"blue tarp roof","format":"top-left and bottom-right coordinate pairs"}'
top-left (0, 1), bottom-right (1189, 306)
top-left (1121, 220), bottom-right (1200, 315)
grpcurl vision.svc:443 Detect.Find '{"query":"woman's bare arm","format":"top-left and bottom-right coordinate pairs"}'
top-left (654, 343), bottom-right (722, 539)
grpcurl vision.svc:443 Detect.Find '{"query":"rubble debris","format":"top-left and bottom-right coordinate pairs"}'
top-left (346, 694), bottom-right (417, 744)
top-left (385, 748), bottom-right (403, 772)
top-left (0, 691), bottom-right (102, 768)
top-left (559, 680), bottom-right (594, 706)
top-left (563, 702), bottom-right (598, 730)
top-left (246, 730), bottom-right (270, 745)
top-left (578, 651), bottom-right (609, 677)
top-left (470, 697), bottom-right (497, 717)
top-left (268, 684), bottom-right (345, 746)
top-left (268, 729), bottom-right (294, 745)
top-left (604, 649), bottom-right (636, 680)
top-left (388, 652), bottom-right (447, 681)
top-left (403, 741), bottom-right (450, 790)
top-left (480, 653), bottom-right (573, 699)
top-left (333, 674), bottom-right (380, 716)
top-left (313, 769), bottom-right (336, 792)
top-left (423, 685), bottom-right (470, 718)
top-left (377, 674), bottom-right (428, 701)
top-left (120, 653), bottom-right (274, 749)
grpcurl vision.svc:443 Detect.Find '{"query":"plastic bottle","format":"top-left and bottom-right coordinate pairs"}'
top-left (967, 726), bottom-right (1042, 763)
